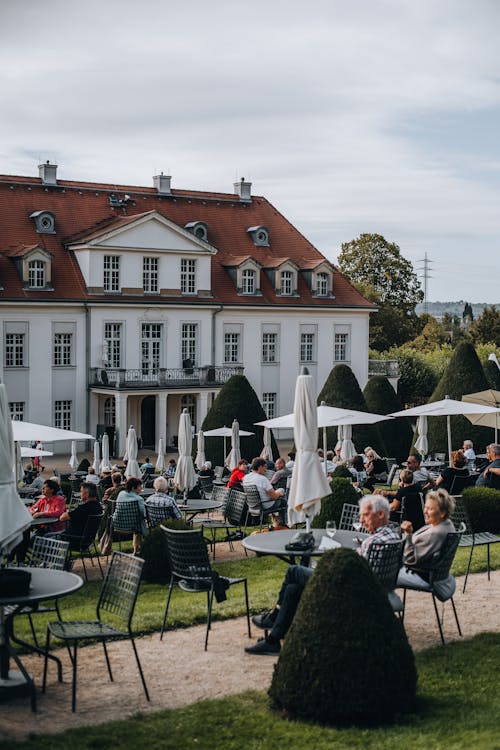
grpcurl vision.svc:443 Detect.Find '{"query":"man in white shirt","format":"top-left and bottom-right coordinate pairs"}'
top-left (463, 440), bottom-right (476, 469)
top-left (243, 457), bottom-right (285, 511)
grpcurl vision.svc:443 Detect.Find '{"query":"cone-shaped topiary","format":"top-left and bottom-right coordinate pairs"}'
top-left (199, 375), bottom-right (277, 467)
top-left (312, 477), bottom-right (359, 527)
top-left (363, 376), bottom-right (412, 463)
top-left (318, 364), bottom-right (387, 456)
top-left (483, 359), bottom-right (500, 390)
top-left (426, 342), bottom-right (492, 455)
top-left (331, 464), bottom-right (353, 480)
top-left (268, 548), bottom-right (417, 726)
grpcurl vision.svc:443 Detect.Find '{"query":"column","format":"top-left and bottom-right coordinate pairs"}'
top-left (114, 392), bottom-right (128, 456)
top-left (198, 391), bottom-right (209, 428)
top-left (157, 392), bottom-right (168, 446)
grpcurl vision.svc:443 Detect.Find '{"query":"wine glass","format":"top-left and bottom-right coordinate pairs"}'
top-left (326, 521), bottom-right (337, 539)
top-left (352, 521), bottom-right (362, 533)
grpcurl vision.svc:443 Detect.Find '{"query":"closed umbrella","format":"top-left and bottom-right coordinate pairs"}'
top-left (0, 384), bottom-right (32, 556)
top-left (92, 441), bottom-right (100, 473)
top-left (227, 419), bottom-right (242, 470)
top-left (124, 426), bottom-right (140, 478)
top-left (414, 416), bottom-right (429, 458)
top-left (339, 424), bottom-right (357, 462)
top-left (463, 389), bottom-right (500, 443)
top-left (156, 438), bottom-right (166, 473)
top-left (288, 368), bottom-right (331, 530)
top-left (15, 441), bottom-right (23, 484)
top-left (260, 427), bottom-right (273, 462)
top-left (100, 433), bottom-right (111, 473)
top-left (194, 431), bottom-right (205, 470)
top-left (174, 409), bottom-right (197, 495)
top-left (69, 441), bottom-right (79, 470)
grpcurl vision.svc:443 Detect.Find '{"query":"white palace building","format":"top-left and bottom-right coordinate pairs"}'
top-left (0, 163), bottom-right (375, 455)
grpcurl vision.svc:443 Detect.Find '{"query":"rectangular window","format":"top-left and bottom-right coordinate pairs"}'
top-left (334, 326), bottom-right (350, 362)
top-left (316, 272), bottom-right (330, 296)
top-left (262, 332), bottom-right (278, 363)
top-left (300, 332), bottom-right (315, 363)
top-left (9, 402), bottom-right (25, 421)
top-left (180, 259), bottom-right (196, 294)
top-left (143, 257), bottom-right (158, 293)
top-left (28, 260), bottom-right (45, 288)
top-left (104, 323), bottom-right (122, 368)
top-left (54, 400), bottom-right (72, 429)
top-left (181, 323), bottom-right (198, 365)
top-left (53, 333), bottom-right (72, 366)
top-left (241, 269), bottom-right (256, 294)
top-left (262, 392), bottom-right (277, 419)
top-left (224, 332), bottom-right (240, 364)
top-left (5, 333), bottom-right (25, 367)
top-left (141, 323), bottom-right (162, 374)
top-left (280, 270), bottom-right (294, 295)
top-left (103, 255), bottom-right (120, 292)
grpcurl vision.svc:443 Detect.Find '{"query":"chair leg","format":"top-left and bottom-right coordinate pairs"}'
top-left (160, 580), bottom-right (175, 640)
top-left (462, 545), bottom-right (474, 593)
top-left (432, 595), bottom-right (446, 645)
top-left (205, 589), bottom-right (215, 651)
top-left (401, 588), bottom-right (407, 621)
top-left (42, 628), bottom-right (51, 692)
top-left (81, 553), bottom-right (89, 582)
top-left (27, 613), bottom-right (39, 649)
top-left (94, 544), bottom-right (104, 578)
top-left (243, 579), bottom-right (251, 638)
top-left (102, 640), bottom-right (113, 681)
top-left (130, 635), bottom-right (150, 702)
top-left (71, 641), bottom-right (78, 712)
top-left (450, 597), bottom-right (462, 637)
top-left (487, 544), bottom-right (491, 581)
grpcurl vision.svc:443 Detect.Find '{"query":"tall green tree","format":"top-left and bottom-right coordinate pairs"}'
top-left (471, 306), bottom-right (500, 347)
top-left (363, 376), bottom-right (412, 462)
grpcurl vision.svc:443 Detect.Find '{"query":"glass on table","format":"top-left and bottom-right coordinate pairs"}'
top-left (326, 520), bottom-right (337, 539)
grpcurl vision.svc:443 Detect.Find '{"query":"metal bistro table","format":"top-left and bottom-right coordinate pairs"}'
top-left (242, 528), bottom-right (368, 566)
top-left (177, 499), bottom-right (223, 524)
top-left (0, 567), bottom-right (83, 711)
top-left (30, 516), bottom-right (60, 529)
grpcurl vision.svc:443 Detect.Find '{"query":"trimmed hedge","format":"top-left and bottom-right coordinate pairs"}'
top-left (312, 478), bottom-right (359, 528)
top-left (483, 359), bottom-right (500, 390)
top-left (331, 464), bottom-right (352, 480)
top-left (140, 518), bottom-right (190, 583)
top-left (269, 548), bottom-right (417, 726)
top-left (363, 375), bottom-right (412, 463)
top-left (462, 487), bottom-right (500, 533)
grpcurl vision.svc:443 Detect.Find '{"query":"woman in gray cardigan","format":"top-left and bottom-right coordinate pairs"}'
top-left (397, 489), bottom-right (456, 588)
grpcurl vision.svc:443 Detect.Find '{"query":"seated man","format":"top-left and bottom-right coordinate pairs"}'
top-left (26, 468), bottom-right (44, 492)
top-left (140, 457), bottom-right (154, 474)
top-left (242, 457), bottom-right (285, 514)
top-left (144, 476), bottom-right (182, 520)
top-left (166, 459), bottom-right (177, 477)
top-left (245, 495), bottom-right (399, 655)
top-left (85, 467), bottom-right (100, 485)
top-left (57, 482), bottom-right (102, 541)
top-left (475, 443), bottom-right (500, 489)
top-left (375, 469), bottom-right (425, 530)
top-left (406, 453), bottom-right (434, 492)
top-left (270, 457), bottom-right (291, 486)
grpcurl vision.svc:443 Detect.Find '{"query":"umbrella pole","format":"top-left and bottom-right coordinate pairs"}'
top-left (447, 415), bottom-right (452, 466)
top-left (323, 427), bottom-right (328, 476)
top-left (496, 414), bottom-right (498, 445)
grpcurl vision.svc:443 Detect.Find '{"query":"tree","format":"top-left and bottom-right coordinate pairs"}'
top-left (471, 306), bottom-right (500, 347)
top-left (483, 359), bottom-right (500, 390)
top-left (363, 376), bottom-right (412, 462)
top-left (355, 283), bottom-right (416, 351)
top-left (387, 347), bottom-right (438, 407)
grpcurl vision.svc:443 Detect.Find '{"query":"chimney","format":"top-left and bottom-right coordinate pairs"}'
top-left (153, 172), bottom-right (172, 195)
top-left (233, 177), bottom-right (252, 203)
top-left (38, 160), bottom-right (58, 186)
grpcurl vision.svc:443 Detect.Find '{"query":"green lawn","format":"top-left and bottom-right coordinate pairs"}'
top-left (4, 633), bottom-right (500, 749)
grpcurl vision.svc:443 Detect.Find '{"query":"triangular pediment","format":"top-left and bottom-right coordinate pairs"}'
top-left (67, 211), bottom-right (217, 255)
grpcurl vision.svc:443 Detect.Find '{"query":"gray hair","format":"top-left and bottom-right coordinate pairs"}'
top-left (153, 476), bottom-right (169, 492)
top-left (425, 488), bottom-right (455, 518)
top-left (490, 444), bottom-right (500, 457)
top-left (358, 494), bottom-right (390, 519)
top-left (463, 440), bottom-right (473, 449)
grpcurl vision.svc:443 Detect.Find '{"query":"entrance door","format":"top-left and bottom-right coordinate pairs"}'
top-left (141, 396), bottom-right (156, 450)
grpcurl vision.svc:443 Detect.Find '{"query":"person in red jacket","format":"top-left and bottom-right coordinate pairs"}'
top-left (226, 459), bottom-right (249, 491)
top-left (30, 479), bottom-right (67, 533)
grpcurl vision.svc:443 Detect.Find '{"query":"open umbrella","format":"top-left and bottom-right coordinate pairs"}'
top-left (260, 427), bottom-right (273, 462)
top-left (462, 390), bottom-right (500, 443)
top-left (0, 384), bottom-right (32, 556)
top-left (174, 409), bottom-right (197, 495)
top-left (202, 425), bottom-right (254, 462)
top-left (156, 438), bottom-right (166, 473)
top-left (414, 415), bottom-right (429, 458)
top-left (11, 421), bottom-right (94, 442)
top-left (288, 368), bottom-right (331, 530)
top-left (20, 446), bottom-right (53, 458)
top-left (227, 419), bottom-right (242, 470)
top-left (92, 441), bottom-right (100, 473)
top-left (194, 431), bottom-right (205, 470)
top-left (69, 441), bottom-right (79, 470)
top-left (100, 433), bottom-right (111, 473)
top-left (390, 396), bottom-right (500, 464)
top-left (124, 426), bottom-right (140, 478)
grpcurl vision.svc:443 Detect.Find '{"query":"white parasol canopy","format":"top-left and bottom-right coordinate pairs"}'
top-left (20, 446), bottom-right (53, 458)
top-left (69, 441), bottom-right (79, 470)
top-left (257, 404), bottom-right (391, 430)
top-left (11, 421), bottom-right (94, 442)
top-left (288, 369), bottom-right (331, 529)
top-left (390, 396), bottom-right (500, 464)
top-left (463, 389), bottom-right (500, 443)
top-left (92, 440), bottom-right (100, 473)
top-left (414, 415), bottom-right (429, 458)
top-left (156, 438), bottom-right (166, 473)
top-left (227, 419), bottom-right (242, 470)
top-left (174, 409), bottom-right (197, 493)
top-left (124, 426), bottom-right (140, 478)
top-left (100, 433), bottom-right (111, 473)
top-left (0, 384), bottom-right (32, 555)
top-left (203, 425), bottom-right (254, 461)
top-left (260, 427), bottom-right (273, 462)
top-left (194, 431), bottom-right (205, 470)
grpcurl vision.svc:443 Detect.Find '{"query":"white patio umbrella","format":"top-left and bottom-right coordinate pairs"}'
top-left (124, 426), bottom-right (140, 478)
top-left (288, 368), bottom-right (331, 530)
top-left (414, 416), bottom-right (429, 458)
top-left (260, 427), bottom-right (273, 462)
top-left (156, 438), bottom-right (166, 473)
top-left (0, 384), bottom-right (32, 556)
top-left (463, 390), bottom-right (500, 443)
top-left (194, 431), bottom-right (205, 470)
top-left (11, 421), bottom-right (94, 443)
top-left (203, 425), bottom-right (254, 462)
top-left (174, 409), bottom-right (197, 495)
top-left (20, 446), bottom-right (53, 458)
top-left (100, 433), bottom-right (111, 473)
top-left (227, 419), bottom-right (242, 470)
top-left (390, 396), bottom-right (500, 464)
top-left (15, 440), bottom-right (23, 484)
top-left (339, 424), bottom-right (357, 462)
top-left (92, 440), bottom-right (100, 473)
top-left (69, 441), bottom-right (79, 470)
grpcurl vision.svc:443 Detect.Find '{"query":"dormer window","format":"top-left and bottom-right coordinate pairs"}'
top-left (316, 271), bottom-right (330, 296)
top-left (28, 260), bottom-right (45, 288)
top-left (280, 270), bottom-right (294, 296)
top-left (184, 221), bottom-right (208, 242)
top-left (247, 226), bottom-right (270, 247)
top-left (241, 268), bottom-right (256, 295)
top-left (15, 245), bottom-right (53, 290)
top-left (29, 210), bottom-right (56, 234)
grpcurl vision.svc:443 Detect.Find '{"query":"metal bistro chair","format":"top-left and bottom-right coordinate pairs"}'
top-left (448, 474), bottom-right (477, 496)
top-left (339, 503), bottom-right (368, 533)
top-left (144, 502), bottom-right (180, 530)
top-left (366, 540), bottom-right (405, 614)
top-left (43, 551), bottom-right (150, 712)
top-left (112, 498), bottom-right (144, 552)
top-left (198, 475), bottom-right (214, 501)
top-left (243, 485), bottom-right (277, 529)
top-left (65, 514), bottom-right (104, 581)
top-left (201, 488), bottom-right (248, 559)
top-left (160, 526), bottom-right (251, 649)
top-left (450, 495), bottom-right (500, 592)
top-left (374, 462), bottom-right (399, 491)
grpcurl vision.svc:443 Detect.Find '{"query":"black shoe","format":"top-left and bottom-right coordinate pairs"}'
top-left (245, 637), bottom-right (281, 655)
top-left (252, 610), bottom-right (278, 630)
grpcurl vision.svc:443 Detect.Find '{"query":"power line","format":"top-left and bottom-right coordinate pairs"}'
top-left (416, 252), bottom-right (434, 314)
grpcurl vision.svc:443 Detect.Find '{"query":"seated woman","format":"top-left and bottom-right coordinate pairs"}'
top-left (376, 469), bottom-right (425, 530)
top-left (113, 477), bottom-right (147, 554)
top-left (363, 447), bottom-right (387, 490)
top-left (226, 458), bottom-right (248, 491)
top-left (13, 479), bottom-right (67, 563)
top-left (397, 489), bottom-right (456, 589)
top-left (198, 461), bottom-right (215, 479)
top-left (348, 455), bottom-right (367, 489)
top-left (435, 449), bottom-right (469, 493)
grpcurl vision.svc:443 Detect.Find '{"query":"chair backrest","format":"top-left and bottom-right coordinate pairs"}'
top-left (384, 458), bottom-right (397, 472)
top-left (386, 463), bottom-right (399, 486)
top-left (198, 476), bottom-right (213, 498)
top-left (144, 503), bottom-right (177, 529)
top-left (211, 484), bottom-right (228, 507)
top-left (79, 514), bottom-right (104, 551)
top-left (97, 551), bottom-right (144, 626)
top-left (429, 532), bottom-right (462, 584)
top-left (264, 469), bottom-right (274, 480)
top-left (366, 540), bottom-right (404, 592)
top-left (243, 484), bottom-right (264, 515)
top-left (339, 503), bottom-right (367, 532)
top-left (449, 473), bottom-right (476, 495)
top-left (273, 476), bottom-right (288, 492)
top-left (30, 535), bottom-right (70, 570)
top-left (449, 495), bottom-right (472, 534)
top-left (214, 465), bottom-right (224, 479)
top-left (113, 498), bottom-right (143, 533)
top-left (161, 526), bottom-right (212, 580)
top-left (225, 488), bottom-right (248, 526)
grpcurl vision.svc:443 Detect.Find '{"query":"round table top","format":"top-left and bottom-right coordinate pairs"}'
top-left (242, 528), bottom-right (367, 556)
top-left (178, 499), bottom-right (223, 513)
top-left (0, 567), bottom-right (84, 607)
top-left (29, 516), bottom-right (60, 528)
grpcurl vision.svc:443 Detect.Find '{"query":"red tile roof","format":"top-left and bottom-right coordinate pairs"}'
top-left (0, 173), bottom-right (375, 308)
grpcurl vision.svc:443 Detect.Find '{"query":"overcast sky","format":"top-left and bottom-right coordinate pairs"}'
top-left (1, 0), bottom-right (500, 303)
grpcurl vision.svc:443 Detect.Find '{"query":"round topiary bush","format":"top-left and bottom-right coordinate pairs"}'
top-left (331, 464), bottom-right (352, 479)
top-left (312, 478), bottom-right (360, 528)
top-left (140, 518), bottom-right (190, 583)
top-left (462, 487), bottom-right (500, 533)
top-left (268, 548), bottom-right (417, 726)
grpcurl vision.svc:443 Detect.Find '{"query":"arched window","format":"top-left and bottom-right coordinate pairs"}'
top-left (181, 394), bottom-right (197, 431)
top-left (28, 259), bottom-right (45, 288)
top-left (104, 397), bottom-right (116, 426)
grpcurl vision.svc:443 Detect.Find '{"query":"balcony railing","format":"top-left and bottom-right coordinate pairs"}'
top-left (88, 366), bottom-right (244, 389)
top-left (368, 360), bottom-right (400, 379)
